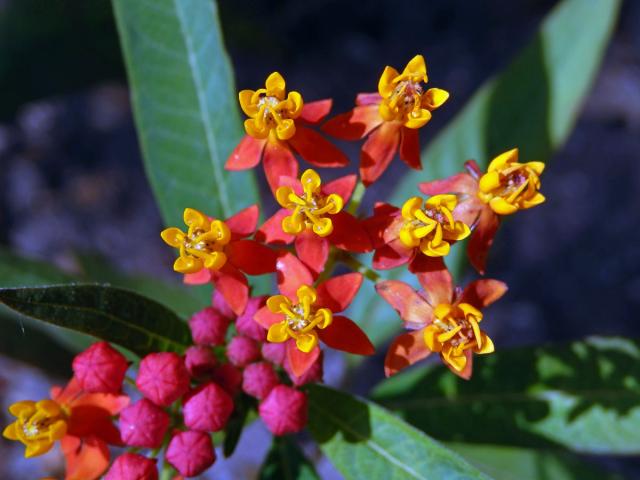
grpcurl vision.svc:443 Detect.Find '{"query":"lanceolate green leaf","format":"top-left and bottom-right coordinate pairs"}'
top-left (373, 337), bottom-right (640, 454)
top-left (259, 437), bottom-right (320, 480)
top-left (111, 0), bottom-right (260, 227)
top-left (307, 384), bottom-right (492, 480)
top-left (0, 284), bottom-right (192, 357)
top-left (350, 0), bottom-right (621, 348)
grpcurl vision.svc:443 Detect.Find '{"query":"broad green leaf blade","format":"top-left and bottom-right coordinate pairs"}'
top-left (447, 443), bottom-right (623, 480)
top-left (350, 0), bottom-right (621, 349)
top-left (259, 437), bottom-right (320, 480)
top-left (0, 284), bottom-right (191, 357)
top-left (111, 0), bottom-right (259, 227)
top-left (373, 337), bottom-right (640, 454)
top-left (307, 384), bottom-right (492, 480)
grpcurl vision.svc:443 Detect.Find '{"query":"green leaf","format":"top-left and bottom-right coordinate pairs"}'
top-left (373, 337), bottom-right (640, 454)
top-left (307, 384), bottom-right (492, 480)
top-left (447, 443), bottom-right (623, 480)
top-left (223, 394), bottom-right (256, 458)
top-left (259, 436), bottom-right (320, 480)
top-left (350, 0), bottom-right (621, 348)
top-left (111, 0), bottom-right (260, 227)
top-left (0, 284), bottom-right (191, 357)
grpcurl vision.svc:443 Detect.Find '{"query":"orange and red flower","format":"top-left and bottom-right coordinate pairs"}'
top-left (225, 72), bottom-right (348, 194)
top-left (257, 169), bottom-right (371, 276)
top-left (419, 148), bottom-right (545, 274)
top-left (161, 205), bottom-right (278, 315)
top-left (376, 259), bottom-right (507, 379)
top-left (3, 377), bottom-right (129, 480)
top-left (323, 55), bottom-right (448, 186)
top-left (254, 252), bottom-right (374, 377)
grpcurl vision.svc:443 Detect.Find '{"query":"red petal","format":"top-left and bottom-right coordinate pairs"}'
top-left (256, 209), bottom-right (295, 245)
top-left (322, 105), bottom-right (383, 140)
top-left (62, 435), bottom-right (110, 480)
top-left (399, 127), bottom-right (421, 170)
top-left (183, 269), bottom-right (213, 285)
top-left (356, 92), bottom-right (382, 106)
top-left (67, 405), bottom-right (122, 445)
top-left (225, 204), bottom-right (259, 239)
top-left (286, 341), bottom-right (320, 377)
top-left (467, 208), bottom-right (500, 275)
top-left (322, 174), bottom-right (357, 203)
top-left (317, 316), bottom-right (374, 355)
top-left (362, 203), bottom-right (400, 249)
top-left (372, 244), bottom-right (411, 270)
top-left (375, 280), bottom-right (433, 328)
top-left (384, 330), bottom-right (431, 377)
top-left (225, 135), bottom-right (266, 170)
top-left (295, 232), bottom-right (329, 278)
top-left (300, 99), bottom-right (332, 124)
top-left (212, 265), bottom-right (249, 315)
top-left (254, 305), bottom-right (282, 329)
top-left (328, 211), bottom-right (372, 253)
top-left (464, 159), bottom-right (482, 178)
top-left (227, 239), bottom-right (277, 275)
top-left (447, 350), bottom-right (473, 380)
top-left (316, 272), bottom-right (363, 313)
top-left (288, 126), bottom-right (349, 168)
top-left (360, 122), bottom-right (401, 186)
top-left (276, 252), bottom-right (314, 300)
top-left (419, 172), bottom-right (478, 197)
top-left (414, 257), bottom-right (454, 306)
top-left (263, 140), bottom-right (298, 194)
top-left (459, 278), bottom-right (508, 308)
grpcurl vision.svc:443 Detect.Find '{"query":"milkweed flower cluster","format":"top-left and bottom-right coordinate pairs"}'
top-left (4, 55), bottom-right (545, 478)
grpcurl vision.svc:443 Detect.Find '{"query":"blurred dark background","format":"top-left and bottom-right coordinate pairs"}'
top-left (0, 0), bottom-right (639, 478)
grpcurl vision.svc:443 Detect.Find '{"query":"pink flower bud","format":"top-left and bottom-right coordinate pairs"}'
top-left (235, 296), bottom-right (267, 341)
top-left (183, 383), bottom-right (234, 432)
top-left (105, 453), bottom-right (158, 480)
top-left (226, 336), bottom-right (260, 367)
top-left (261, 342), bottom-right (286, 366)
top-left (212, 289), bottom-right (235, 319)
top-left (119, 398), bottom-right (169, 448)
top-left (259, 385), bottom-right (308, 436)
top-left (286, 350), bottom-right (324, 386)
top-left (185, 346), bottom-right (217, 379)
top-left (242, 362), bottom-right (279, 400)
top-left (166, 430), bottom-right (215, 477)
top-left (72, 341), bottom-right (128, 394)
top-left (136, 352), bottom-right (189, 406)
top-left (211, 364), bottom-right (242, 396)
top-left (189, 307), bottom-right (230, 346)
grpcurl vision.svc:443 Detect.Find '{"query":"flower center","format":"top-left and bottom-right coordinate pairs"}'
top-left (286, 304), bottom-right (311, 332)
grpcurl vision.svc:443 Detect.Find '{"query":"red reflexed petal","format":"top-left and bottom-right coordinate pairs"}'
top-left (356, 92), bottom-right (383, 106)
top-left (467, 208), bottom-right (501, 275)
top-left (419, 172), bottom-right (478, 197)
top-left (256, 209), bottom-right (295, 245)
top-left (459, 278), bottom-right (508, 309)
top-left (316, 272), bottom-right (363, 313)
top-left (414, 257), bottom-right (454, 307)
top-left (61, 435), bottom-right (110, 480)
top-left (225, 135), bottom-right (266, 170)
top-left (322, 174), bottom-right (357, 202)
top-left (328, 211), bottom-right (372, 253)
top-left (184, 269), bottom-right (213, 285)
top-left (300, 99), bottom-right (333, 124)
top-left (322, 105), bottom-right (383, 140)
top-left (295, 232), bottom-right (329, 278)
top-left (212, 265), bottom-right (249, 316)
top-left (263, 140), bottom-right (298, 194)
top-left (399, 127), bottom-right (421, 170)
top-left (276, 252), bottom-right (314, 300)
top-left (448, 350), bottom-right (473, 380)
top-left (362, 202), bottom-right (400, 249)
top-left (317, 315), bottom-right (374, 355)
top-left (384, 330), bottom-right (431, 377)
top-left (372, 244), bottom-right (411, 270)
top-left (227, 239), bottom-right (277, 275)
top-left (254, 305), bottom-right (282, 329)
top-left (289, 126), bottom-right (349, 168)
top-left (225, 204), bottom-right (259, 239)
top-left (360, 121), bottom-right (401, 186)
top-left (67, 405), bottom-right (122, 445)
top-left (286, 340), bottom-right (321, 377)
top-left (375, 280), bottom-right (433, 328)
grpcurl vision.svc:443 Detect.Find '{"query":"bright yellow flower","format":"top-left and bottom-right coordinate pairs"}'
top-left (239, 72), bottom-right (304, 141)
top-left (478, 148), bottom-right (546, 215)
top-left (399, 194), bottom-right (470, 257)
top-left (377, 54), bottom-right (449, 129)
top-left (161, 208), bottom-right (230, 274)
top-left (3, 400), bottom-right (68, 458)
top-left (423, 302), bottom-right (494, 372)
top-left (266, 285), bottom-right (333, 353)
top-left (276, 169), bottom-right (344, 237)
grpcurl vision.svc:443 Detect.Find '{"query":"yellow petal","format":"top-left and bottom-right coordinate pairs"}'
top-left (183, 208), bottom-right (207, 228)
top-left (276, 119), bottom-right (296, 140)
top-left (443, 347), bottom-right (467, 372)
top-left (173, 255), bottom-right (201, 274)
top-left (265, 72), bottom-right (286, 98)
top-left (526, 161), bottom-right (545, 175)
top-left (478, 171), bottom-right (501, 193)
top-left (437, 325), bottom-right (462, 343)
top-left (423, 88), bottom-right (449, 110)
top-left (203, 252), bottom-right (227, 271)
top-left (160, 227), bottom-right (185, 248)
top-left (276, 186), bottom-right (295, 208)
top-left (399, 227), bottom-right (419, 248)
top-left (267, 295), bottom-right (290, 313)
top-left (296, 285), bottom-right (317, 304)
top-left (488, 148), bottom-right (518, 172)
top-left (210, 220), bottom-right (231, 244)
top-left (267, 322), bottom-right (290, 343)
top-left (244, 118), bottom-right (269, 139)
top-left (421, 238), bottom-right (450, 257)
top-left (378, 66), bottom-right (400, 98)
top-left (401, 197), bottom-right (423, 220)
top-left (238, 90), bottom-right (258, 117)
top-left (312, 217), bottom-right (333, 237)
top-left (295, 332), bottom-right (318, 353)
top-left (445, 221), bottom-right (471, 241)
top-left (301, 169), bottom-right (321, 194)
top-left (282, 213), bottom-right (305, 235)
top-left (489, 197), bottom-right (519, 215)
top-left (459, 303), bottom-right (482, 319)
top-left (427, 194), bottom-right (457, 211)
top-left (48, 420), bottom-right (67, 441)
top-left (3, 423), bottom-right (19, 441)
top-left (413, 223), bottom-right (436, 239)
top-left (9, 401), bottom-right (35, 417)
top-left (325, 194), bottom-right (344, 214)
top-left (25, 439), bottom-right (53, 458)
top-left (286, 91), bottom-right (304, 117)
top-left (404, 108), bottom-right (432, 129)
top-left (315, 308), bottom-right (333, 329)
top-left (423, 325), bottom-right (441, 351)
top-left (522, 192), bottom-right (546, 209)
top-left (475, 332), bottom-right (495, 354)
top-left (403, 54), bottom-right (427, 80)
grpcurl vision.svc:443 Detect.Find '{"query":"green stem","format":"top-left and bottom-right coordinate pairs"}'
top-left (340, 254), bottom-right (380, 283)
top-left (160, 464), bottom-right (177, 480)
top-left (347, 181), bottom-right (366, 215)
